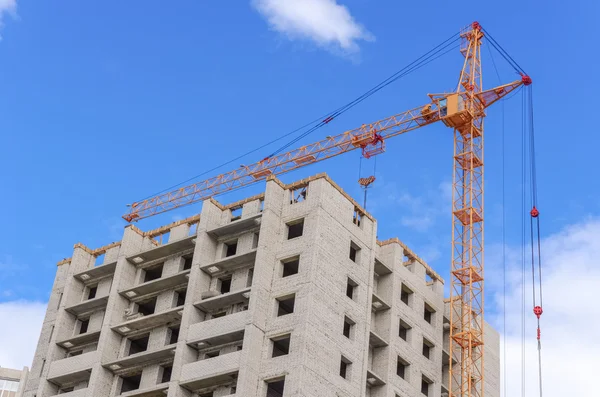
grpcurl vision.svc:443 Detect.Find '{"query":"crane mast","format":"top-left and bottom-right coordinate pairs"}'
top-left (123, 22), bottom-right (531, 397)
top-left (448, 23), bottom-right (485, 397)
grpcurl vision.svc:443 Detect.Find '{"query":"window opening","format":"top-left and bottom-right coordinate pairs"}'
top-left (78, 318), bottom-right (89, 334)
top-left (87, 285), bottom-right (97, 300)
top-left (137, 296), bottom-right (157, 316)
top-left (128, 334), bottom-right (149, 355)
top-left (224, 240), bottom-right (238, 257)
top-left (182, 255), bottom-right (193, 270)
top-left (290, 186), bottom-right (307, 204)
top-left (276, 295), bottom-right (295, 316)
top-left (120, 373), bottom-right (141, 393)
top-left (282, 257), bottom-right (299, 277)
top-left (271, 334), bottom-right (291, 357)
top-left (287, 219), bottom-right (304, 239)
top-left (346, 278), bottom-right (357, 300)
top-left (143, 263), bottom-right (163, 282)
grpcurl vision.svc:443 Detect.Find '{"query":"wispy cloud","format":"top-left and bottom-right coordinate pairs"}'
top-left (488, 217), bottom-right (600, 396)
top-left (0, 300), bottom-right (46, 368)
top-left (376, 180), bottom-right (451, 233)
top-left (0, 0), bottom-right (16, 39)
top-left (252, 0), bottom-right (374, 54)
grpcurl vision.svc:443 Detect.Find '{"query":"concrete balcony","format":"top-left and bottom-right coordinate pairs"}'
top-left (112, 306), bottom-right (183, 336)
top-left (366, 369), bottom-right (386, 387)
top-left (56, 330), bottom-right (101, 350)
top-left (369, 330), bottom-right (388, 348)
top-left (104, 345), bottom-right (176, 375)
top-left (74, 260), bottom-right (117, 284)
top-left (374, 258), bottom-right (392, 276)
top-left (120, 269), bottom-right (191, 301)
top-left (127, 235), bottom-right (196, 265)
top-left (180, 350), bottom-right (241, 391)
top-left (194, 287), bottom-right (251, 312)
top-left (371, 293), bottom-right (391, 312)
top-left (208, 213), bottom-right (262, 237)
top-left (47, 351), bottom-right (98, 385)
top-left (200, 249), bottom-right (257, 275)
top-left (120, 384), bottom-right (169, 397)
top-left (187, 310), bottom-right (248, 347)
top-left (65, 295), bottom-right (109, 316)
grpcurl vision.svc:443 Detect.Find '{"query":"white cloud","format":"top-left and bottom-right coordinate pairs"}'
top-left (394, 181), bottom-right (451, 232)
top-left (0, 300), bottom-right (46, 369)
top-left (0, 0), bottom-right (16, 37)
top-left (489, 217), bottom-right (600, 396)
top-left (252, 0), bottom-right (373, 54)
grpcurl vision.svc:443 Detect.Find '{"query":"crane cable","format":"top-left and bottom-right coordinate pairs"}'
top-left (267, 32), bottom-right (462, 157)
top-left (486, 27), bottom-right (544, 397)
top-left (134, 30), bottom-right (463, 202)
top-left (526, 84), bottom-right (544, 397)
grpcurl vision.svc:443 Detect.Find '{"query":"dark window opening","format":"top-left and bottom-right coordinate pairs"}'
top-left (266, 378), bottom-right (285, 397)
top-left (252, 232), bottom-right (260, 249)
top-left (287, 220), bottom-right (304, 239)
top-left (399, 320), bottom-right (411, 341)
top-left (401, 284), bottom-right (413, 305)
top-left (282, 258), bottom-right (299, 277)
top-left (87, 285), bottom-right (97, 300)
top-left (220, 277), bottom-right (232, 294)
top-left (78, 318), bottom-right (89, 334)
top-left (346, 278), bottom-right (357, 300)
top-left (120, 373), bottom-right (141, 394)
top-left (128, 334), bottom-right (149, 356)
top-left (397, 357), bottom-right (409, 379)
top-left (225, 240), bottom-right (238, 257)
top-left (271, 334), bottom-right (291, 357)
top-left (422, 339), bottom-right (432, 359)
top-left (349, 242), bottom-right (360, 262)
top-left (168, 326), bottom-right (180, 345)
top-left (182, 255), bottom-right (193, 270)
top-left (160, 365), bottom-right (172, 383)
top-left (424, 304), bottom-right (435, 324)
top-left (212, 311), bottom-right (226, 319)
top-left (137, 297), bottom-right (157, 316)
top-left (206, 350), bottom-right (220, 359)
top-left (421, 376), bottom-right (432, 396)
top-left (343, 317), bottom-right (354, 339)
top-left (340, 357), bottom-right (351, 379)
top-left (144, 263), bottom-right (163, 282)
top-left (277, 295), bottom-right (295, 316)
top-left (198, 392), bottom-right (214, 397)
top-left (59, 386), bottom-right (74, 393)
top-left (176, 289), bottom-right (187, 307)
top-left (353, 209), bottom-right (363, 227)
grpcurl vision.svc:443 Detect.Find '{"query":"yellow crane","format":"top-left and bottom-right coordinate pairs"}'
top-left (124, 22), bottom-right (531, 397)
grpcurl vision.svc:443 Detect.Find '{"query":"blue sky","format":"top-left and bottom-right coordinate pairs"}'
top-left (1, 1), bottom-right (599, 392)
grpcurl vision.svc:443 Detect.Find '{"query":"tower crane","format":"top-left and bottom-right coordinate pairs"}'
top-left (123, 23), bottom-right (531, 397)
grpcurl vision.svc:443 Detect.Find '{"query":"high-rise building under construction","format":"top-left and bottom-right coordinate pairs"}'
top-left (23, 173), bottom-right (499, 397)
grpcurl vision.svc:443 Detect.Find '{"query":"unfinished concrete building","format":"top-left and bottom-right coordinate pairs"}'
top-left (0, 367), bottom-right (29, 397)
top-left (23, 173), bottom-right (499, 397)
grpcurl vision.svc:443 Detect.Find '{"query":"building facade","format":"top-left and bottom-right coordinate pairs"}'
top-left (23, 173), bottom-right (499, 397)
top-left (0, 367), bottom-right (29, 397)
